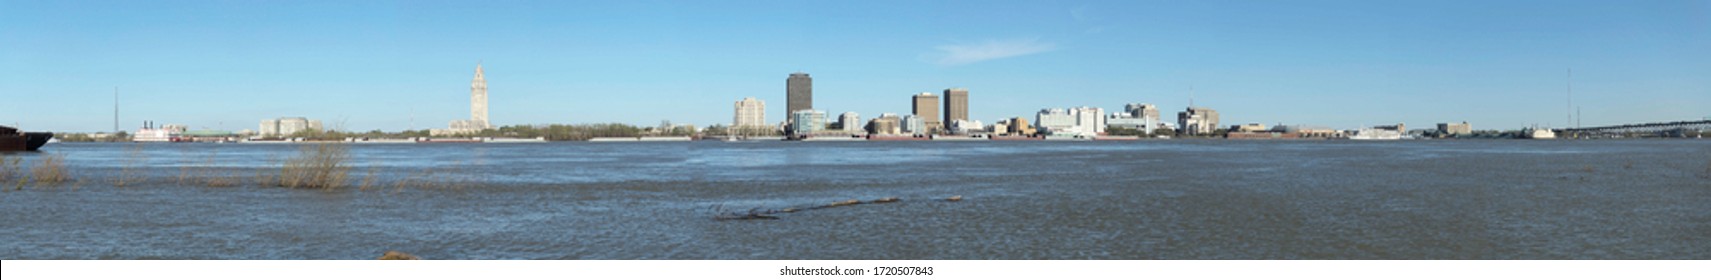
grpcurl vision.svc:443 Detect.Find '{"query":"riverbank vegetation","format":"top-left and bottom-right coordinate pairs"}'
top-left (277, 143), bottom-right (351, 189)
top-left (1, 153), bottom-right (71, 188)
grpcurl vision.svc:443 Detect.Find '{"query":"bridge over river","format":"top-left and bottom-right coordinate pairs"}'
top-left (1559, 120), bottom-right (1710, 138)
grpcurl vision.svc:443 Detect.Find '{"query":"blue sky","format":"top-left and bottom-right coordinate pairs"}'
top-left (3, 0), bottom-right (1707, 132)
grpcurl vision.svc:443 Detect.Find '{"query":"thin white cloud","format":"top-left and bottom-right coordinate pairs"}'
top-left (1071, 5), bottom-right (1108, 34)
top-left (928, 38), bottom-right (1057, 66)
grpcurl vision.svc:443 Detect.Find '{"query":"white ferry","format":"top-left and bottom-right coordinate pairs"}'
top-left (1524, 128), bottom-right (1557, 139)
top-left (1347, 128), bottom-right (1402, 140)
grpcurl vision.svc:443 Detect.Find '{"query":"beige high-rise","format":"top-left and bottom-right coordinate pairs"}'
top-left (733, 97), bottom-right (766, 129)
top-left (470, 63), bottom-right (490, 129)
top-left (912, 92), bottom-right (941, 133)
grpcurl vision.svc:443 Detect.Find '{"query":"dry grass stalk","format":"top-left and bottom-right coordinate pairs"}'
top-left (278, 143), bottom-right (351, 189)
top-left (388, 160), bottom-right (477, 192)
top-left (30, 154), bottom-right (70, 185)
top-left (0, 154), bottom-right (22, 183)
top-left (176, 145), bottom-right (193, 185)
top-left (357, 163), bottom-right (378, 191)
top-left (193, 149), bottom-right (242, 188)
top-left (113, 143), bottom-right (146, 187)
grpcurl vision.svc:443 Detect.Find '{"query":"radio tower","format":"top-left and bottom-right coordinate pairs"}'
top-left (113, 87), bottom-right (120, 133)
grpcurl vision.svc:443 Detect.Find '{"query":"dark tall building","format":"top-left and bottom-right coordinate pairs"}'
top-left (943, 88), bottom-right (968, 124)
top-left (786, 72), bottom-right (812, 124)
top-left (912, 92), bottom-right (941, 133)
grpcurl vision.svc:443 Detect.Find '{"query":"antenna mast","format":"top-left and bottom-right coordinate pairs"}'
top-left (114, 87), bottom-right (120, 133)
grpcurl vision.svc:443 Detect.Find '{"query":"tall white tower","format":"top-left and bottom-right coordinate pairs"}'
top-left (471, 63), bottom-right (490, 129)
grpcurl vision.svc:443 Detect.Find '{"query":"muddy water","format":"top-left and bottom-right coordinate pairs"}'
top-left (1, 140), bottom-right (1707, 259)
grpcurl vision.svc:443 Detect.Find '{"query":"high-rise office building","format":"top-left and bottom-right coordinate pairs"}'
top-left (911, 92), bottom-right (941, 133)
top-left (943, 88), bottom-right (969, 125)
top-left (733, 97), bottom-right (766, 129)
top-left (786, 72), bottom-right (812, 124)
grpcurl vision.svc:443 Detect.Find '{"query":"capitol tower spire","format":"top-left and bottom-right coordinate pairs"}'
top-left (471, 62), bottom-right (490, 128)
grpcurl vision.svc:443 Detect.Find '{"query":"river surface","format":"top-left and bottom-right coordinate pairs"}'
top-left (1, 140), bottom-right (1708, 259)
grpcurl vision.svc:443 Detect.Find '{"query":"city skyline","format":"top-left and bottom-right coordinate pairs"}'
top-left (3, 0), bottom-right (1708, 132)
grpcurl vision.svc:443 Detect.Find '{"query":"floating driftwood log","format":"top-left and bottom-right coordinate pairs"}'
top-left (712, 207), bottom-right (781, 221)
top-left (378, 251), bottom-right (420, 260)
top-left (712, 195), bottom-right (965, 221)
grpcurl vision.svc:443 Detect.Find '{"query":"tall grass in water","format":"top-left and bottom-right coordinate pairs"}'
top-left (0, 154), bottom-right (22, 183)
top-left (278, 143), bottom-right (351, 189)
top-left (113, 143), bottom-right (146, 187)
top-left (30, 154), bottom-right (70, 185)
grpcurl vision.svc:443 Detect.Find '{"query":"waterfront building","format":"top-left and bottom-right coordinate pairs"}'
top-left (866, 113), bottom-right (902, 135)
top-left (259, 117), bottom-right (323, 137)
top-left (949, 119), bottom-right (984, 135)
top-left (434, 63), bottom-right (495, 136)
top-left (901, 114), bottom-right (928, 135)
top-left (1126, 103), bottom-right (1160, 120)
top-left (1035, 107), bottom-right (1105, 137)
top-left (1009, 117), bottom-right (1037, 136)
top-left (1108, 103), bottom-right (1163, 134)
top-left (943, 88), bottom-right (969, 125)
top-left (789, 110), bottom-right (827, 136)
top-left (912, 92), bottom-right (941, 134)
top-left (990, 120), bottom-right (1011, 135)
top-left (837, 112), bottom-right (861, 133)
top-left (1231, 123), bottom-right (1267, 132)
top-left (733, 97), bottom-right (766, 129)
top-left (786, 72), bottom-right (812, 129)
top-left (1177, 107), bottom-right (1220, 135)
top-left (1226, 131), bottom-right (1301, 139)
top-left (1438, 122), bottom-right (1472, 136)
top-left (1275, 124), bottom-right (1344, 138)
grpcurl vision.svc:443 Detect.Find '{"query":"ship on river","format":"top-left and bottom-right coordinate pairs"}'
top-left (0, 125), bottom-right (53, 151)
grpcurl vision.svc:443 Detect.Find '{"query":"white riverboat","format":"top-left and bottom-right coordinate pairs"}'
top-left (1347, 128), bottom-right (1403, 140)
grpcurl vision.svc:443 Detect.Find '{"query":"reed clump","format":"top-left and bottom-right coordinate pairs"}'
top-left (113, 143), bottom-right (146, 187)
top-left (30, 154), bottom-right (70, 185)
top-left (278, 143), bottom-right (351, 189)
top-left (0, 154), bottom-right (22, 183)
top-left (190, 149), bottom-right (243, 188)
